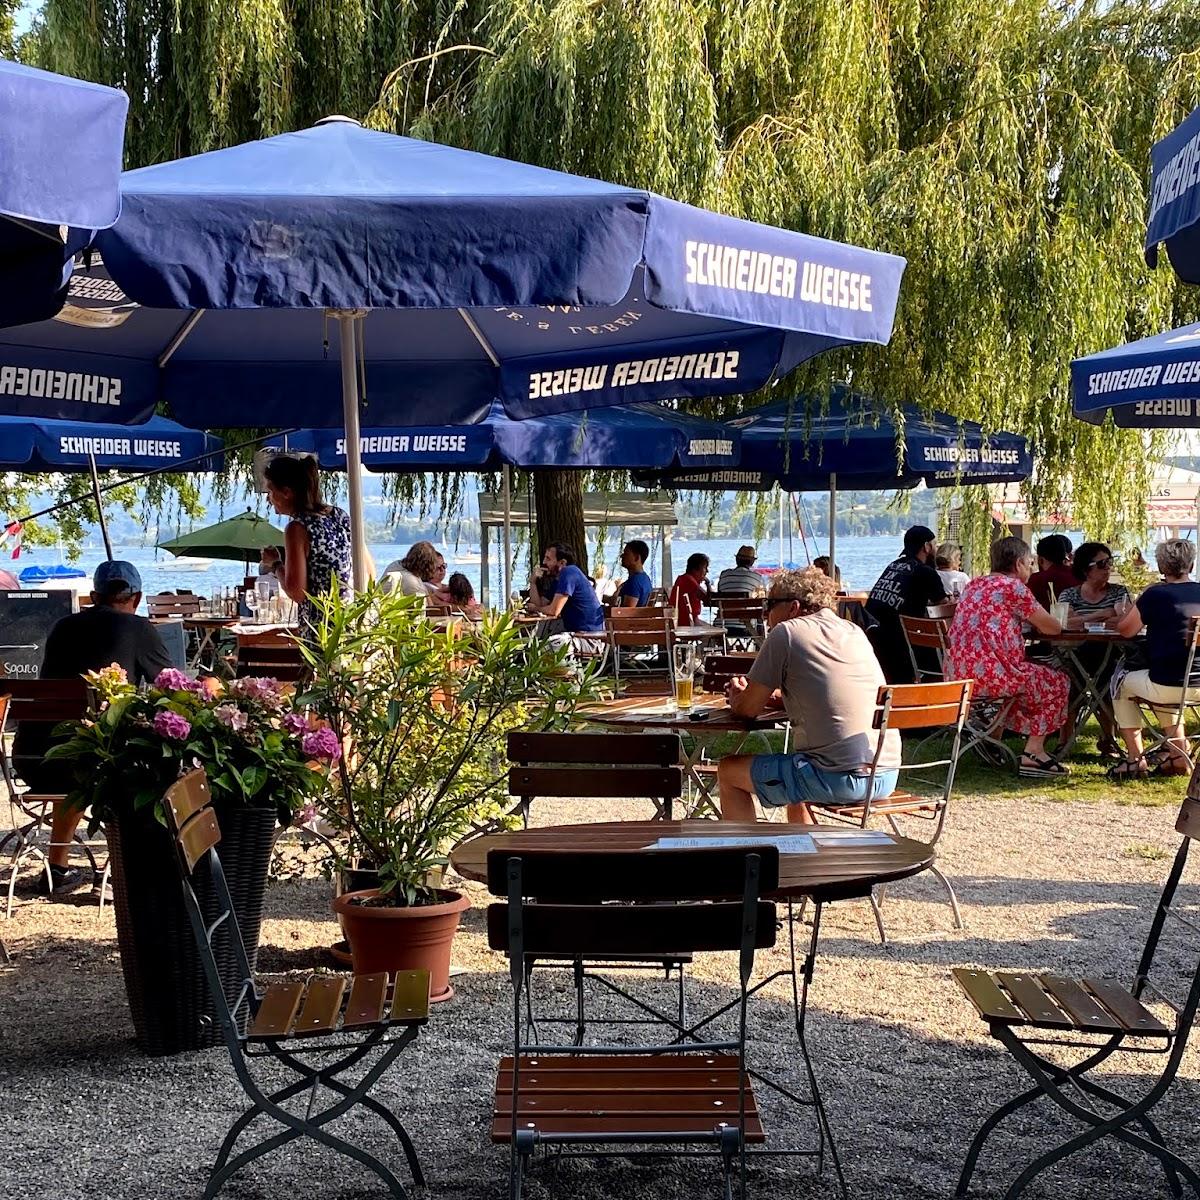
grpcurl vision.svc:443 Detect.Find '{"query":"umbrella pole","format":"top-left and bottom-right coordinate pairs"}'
top-left (828, 472), bottom-right (837, 584)
top-left (87, 452), bottom-right (114, 561)
top-left (333, 308), bottom-right (369, 592)
top-left (501, 464), bottom-right (513, 604)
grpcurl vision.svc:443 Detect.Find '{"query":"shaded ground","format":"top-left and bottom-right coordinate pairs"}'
top-left (2, 791), bottom-right (1198, 1200)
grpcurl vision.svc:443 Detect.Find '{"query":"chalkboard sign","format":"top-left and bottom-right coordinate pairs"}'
top-left (0, 590), bottom-right (73, 678)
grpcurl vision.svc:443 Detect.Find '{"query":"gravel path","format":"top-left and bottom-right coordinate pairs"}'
top-left (2, 794), bottom-right (1197, 1200)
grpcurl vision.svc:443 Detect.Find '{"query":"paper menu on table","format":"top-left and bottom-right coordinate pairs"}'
top-left (810, 831), bottom-right (894, 846)
top-left (650, 835), bottom-right (817, 854)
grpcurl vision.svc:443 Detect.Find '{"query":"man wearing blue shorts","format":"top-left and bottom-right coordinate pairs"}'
top-left (718, 566), bottom-right (900, 824)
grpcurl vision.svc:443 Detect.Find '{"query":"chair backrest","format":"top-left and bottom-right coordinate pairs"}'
top-left (2, 676), bottom-right (89, 723)
top-left (701, 652), bottom-right (758, 693)
top-left (605, 607), bottom-right (672, 647)
top-left (425, 601), bottom-right (452, 618)
top-left (900, 614), bottom-right (949, 682)
top-left (487, 845), bottom-right (778, 961)
top-left (927, 601), bottom-right (957, 620)
top-left (162, 769), bottom-right (256, 1042)
top-left (235, 631), bottom-right (306, 681)
top-left (147, 592), bottom-right (203, 619)
top-left (506, 731), bottom-right (682, 804)
top-left (714, 596), bottom-right (766, 622)
top-left (859, 680), bottom-right (973, 828)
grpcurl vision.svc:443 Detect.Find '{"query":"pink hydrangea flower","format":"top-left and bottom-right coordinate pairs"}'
top-left (297, 802), bottom-right (319, 826)
top-left (214, 703), bottom-right (249, 733)
top-left (93, 663), bottom-right (128, 688)
top-left (154, 668), bottom-right (194, 693)
top-left (153, 710), bottom-right (191, 741)
top-left (282, 712), bottom-right (309, 736)
top-left (301, 726), bottom-right (341, 762)
top-left (231, 676), bottom-right (285, 708)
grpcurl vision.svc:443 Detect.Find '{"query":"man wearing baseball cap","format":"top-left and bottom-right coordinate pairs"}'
top-left (717, 545), bottom-right (766, 597)
top-left (865, 525), bottom-right (948, 682)
top-left (12, 560), bottom-right (172, 895)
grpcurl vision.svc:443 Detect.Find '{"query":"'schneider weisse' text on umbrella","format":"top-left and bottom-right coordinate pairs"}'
top-left (1149, 128), bottom-right (1200, 224)
top-left (58, 436), bottom-right (182, 458)
top-left (527, 351), bottom-right (739, 400)
top-left (920, 446), bottom-right (1023, 465)
top-left (335, 435), bottom-right (469, 455)
top-left (684, 241), bottom-right (873, 310)
top-left (0, 365), bottom-right (121, 406)
top-left (1085, 363), bottom-right (1200, 394)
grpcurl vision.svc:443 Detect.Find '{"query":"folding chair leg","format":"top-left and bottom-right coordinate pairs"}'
top-left (0, 933), bottom-right (9, 963)
top-left (929, 864), bottom-right (964, 930)
top-left (955, 1082), bottom-right (1045, 1197)
top-left (868, 890), bottom-right (887, 945)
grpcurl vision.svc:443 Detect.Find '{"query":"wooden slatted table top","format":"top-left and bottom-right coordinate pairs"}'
top-left (451, 819), bottom-right (935, 902)
top-left (583, 694), bottom-right (786, 733)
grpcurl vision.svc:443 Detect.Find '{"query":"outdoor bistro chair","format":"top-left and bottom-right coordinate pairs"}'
top-left (488, 843), bottom-right (777, 1200)
top-left (0, 679), bottom-right (97, 918)
top-left (234, 630), bottom-right (306, 682)
top-left (147, 591), bottom-right (204, 619)
top-left (162, 769), bottom-right (429, 1200)
top-left (899, 613), bottom-right (1018, 769)
top-left (606, 605), bottom-right (674, 695)
top-left (1129, 614), bottom-right (1200, 770)
top-left (818, 680), bottom-right (972, 941)
top-left (953, 792), bottom-right (1200, 1200)
top-left (712, 596), bottom-right (767, 653)
top-left (498, 731), bottom-right (691, 1043)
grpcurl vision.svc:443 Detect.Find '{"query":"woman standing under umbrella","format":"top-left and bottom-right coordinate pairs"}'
top-left (263, 455), bottom-right (352, 632)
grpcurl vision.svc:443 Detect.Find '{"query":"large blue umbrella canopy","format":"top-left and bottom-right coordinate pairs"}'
top-left (282, 402), bottom-right (739, 472)
top-left (1146, 105), bottom-right (1200, 284)
top-left (0, 117), bottom-right (905, 585)
top-left (0, 413), bottom-right (223, 472)
top-left (0, 59), bottom-right (128, 327)
top-left (633, 391), bottom-right (1032, 491)
top-left (1071, 323), bottom-right (1200, 427)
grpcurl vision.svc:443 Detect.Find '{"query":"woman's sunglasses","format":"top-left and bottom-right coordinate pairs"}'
top-left (1089, 557), bottom-right (1113, 570)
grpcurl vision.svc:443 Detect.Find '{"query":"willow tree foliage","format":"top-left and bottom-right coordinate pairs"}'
top-left (30, 0), bottom-right (1200, 555)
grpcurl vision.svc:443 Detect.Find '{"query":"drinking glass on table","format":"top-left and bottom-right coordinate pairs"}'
top-left (672, 642), bottom-right (698, 712)
top-left (1114, 596), bottom-right (1131, 619)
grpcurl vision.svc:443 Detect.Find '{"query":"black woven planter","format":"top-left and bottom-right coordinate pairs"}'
top-left (106, 804), bottom-right (277, 1056)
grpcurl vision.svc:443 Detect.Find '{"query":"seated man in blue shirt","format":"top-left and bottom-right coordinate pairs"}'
top-left (527, 542), bottom-right (605, 654)
top-left (614, 539), bottom-right (653, 608)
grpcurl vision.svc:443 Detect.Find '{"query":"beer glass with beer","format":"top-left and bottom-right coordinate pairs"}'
top-left (672, 642), bottom-right (698, 712)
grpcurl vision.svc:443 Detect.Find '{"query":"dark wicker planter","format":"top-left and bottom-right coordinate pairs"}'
top-left (106, 804), bottom-right (277, 1056)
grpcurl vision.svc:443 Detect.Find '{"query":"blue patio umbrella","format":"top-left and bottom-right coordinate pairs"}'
top-left (282, 402), bottom-right (739, 472)
top-left (0, 59), bottom-right (128, 327)
top-left (1146, 105), bottom-right (1200, 284)
top-left (1071, 323), bottom-right (1200, 427)
top-left (0, 413), bottom-right (223, 472)
top-left (0, 117), bottom-right (905, 586)
top-left (634, 390), bottom-right (1032, 575)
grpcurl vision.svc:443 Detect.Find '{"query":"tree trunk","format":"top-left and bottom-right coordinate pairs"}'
top-left (532, 470), bottom-right (588, 574)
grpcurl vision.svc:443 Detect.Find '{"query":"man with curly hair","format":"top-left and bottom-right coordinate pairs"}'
top-left (719, 566), bottom-right (900, 824)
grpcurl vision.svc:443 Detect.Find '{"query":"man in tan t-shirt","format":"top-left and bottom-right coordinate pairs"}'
top-left (718, 567), bottom-right (901, 824)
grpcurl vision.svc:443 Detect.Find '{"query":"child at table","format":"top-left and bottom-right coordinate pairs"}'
top-left (446, 572), bottom-right (482, 619)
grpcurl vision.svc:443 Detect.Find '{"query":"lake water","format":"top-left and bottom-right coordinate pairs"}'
top-left (22, 532), bottom-right (910, 602)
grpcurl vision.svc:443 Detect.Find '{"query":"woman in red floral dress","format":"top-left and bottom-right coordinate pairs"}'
top-left (946, 536), bottom-right (1069, 778)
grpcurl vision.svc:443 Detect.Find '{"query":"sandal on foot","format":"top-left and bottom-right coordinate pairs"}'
top-left (1096, 736), bottom-right (1123, 762)
top-left (1019, 754), bottom-right (1070, 779)
top-left (1107, 756), bottom-right (1149, 782)
top-left (1146, 747), bottom-right (1190, 777)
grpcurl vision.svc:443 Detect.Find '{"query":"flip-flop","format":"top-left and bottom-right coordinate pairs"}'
top-left (1019, 754), bottom-right (1069, 779)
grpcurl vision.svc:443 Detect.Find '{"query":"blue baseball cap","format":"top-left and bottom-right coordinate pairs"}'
top-left (93, 560), bottom-right (143, 595)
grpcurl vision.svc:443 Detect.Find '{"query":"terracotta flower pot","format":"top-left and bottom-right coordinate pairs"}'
top-left (332, 887), bottom-right (469, 1002)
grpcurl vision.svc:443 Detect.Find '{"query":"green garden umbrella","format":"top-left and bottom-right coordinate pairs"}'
top-left (158, 510), bottom-right (284, 563)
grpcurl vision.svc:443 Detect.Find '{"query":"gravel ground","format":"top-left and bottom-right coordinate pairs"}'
top-left (2, 794), bottom-right (1198, 1200)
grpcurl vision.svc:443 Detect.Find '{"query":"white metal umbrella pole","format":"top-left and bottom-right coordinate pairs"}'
top-left (778, 488), bottom-right (785, 567)
top-left (501, 464), bottom-right (513, 604)
top-left (333, 308), bottom-right (370, 592)
top-left (828, 472), bottom-right (837, 583)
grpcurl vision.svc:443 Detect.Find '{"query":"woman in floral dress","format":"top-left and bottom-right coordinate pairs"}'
top-left (263, 455), bottom-right (352, 635)
top-left (945, 536), bottom-right (1070, 778)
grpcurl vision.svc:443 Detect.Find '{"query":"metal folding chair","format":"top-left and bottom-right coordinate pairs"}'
top-left (163, 769), bottom-right (429, 1200)
top-left (489, 843), bottom-right (778, 1200)
top-left (1129, 615), bottom-right (1200, 769)
top-left (712, 596), bottom-right (767, 653)
top-left (819, 680), bottom-right (972, 940)
top-left (954, 792), bottom-right (1200, 1200)
top-left (900, 614), bottom-right (1017, 768)
top-left (606, 606), bottom-right (674, 694)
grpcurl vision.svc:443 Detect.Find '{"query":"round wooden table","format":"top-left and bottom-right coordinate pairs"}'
top-left (451, 819), bottom-right (936, 903)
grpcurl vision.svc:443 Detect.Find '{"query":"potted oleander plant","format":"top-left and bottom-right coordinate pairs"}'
top-left (49, 667), bottom-right (337, 1054)
top-left (300, 584), bottom-right (595, 1002)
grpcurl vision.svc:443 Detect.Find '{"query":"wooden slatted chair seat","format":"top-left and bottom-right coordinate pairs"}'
top-left (492, 1054), bottom-right (766, 1144)
top-left (824, 789), bottom-right (937, 819)
top-left (248, 970), bottom-right (430, 1041)
top-left (954, 968), bottom-right (1168, 1038)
